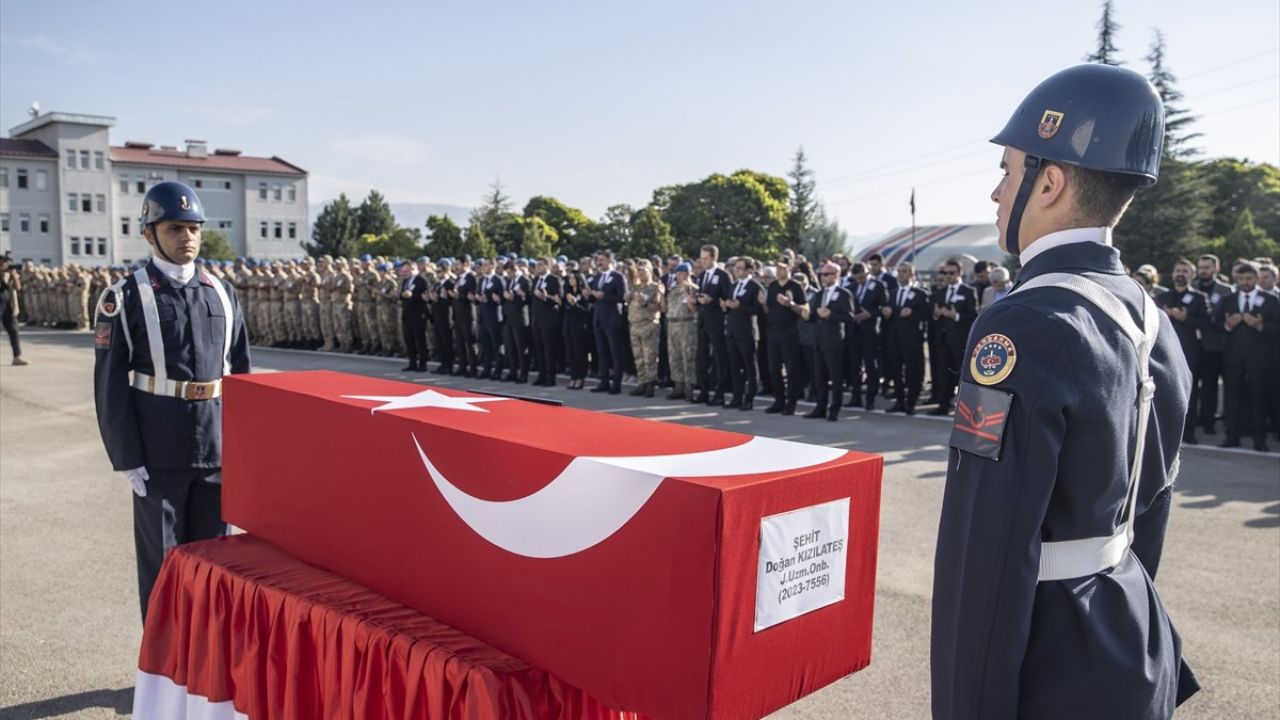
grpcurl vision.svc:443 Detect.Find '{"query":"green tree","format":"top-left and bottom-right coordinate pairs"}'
top-left (1205, 208), bottom-right (1280, 266)
top-left (424, 215), bottom-right (465, 258)
top-left (471, 179), bottom-right (516, 243)
top-left (597, 204), bottom-right (634, 254)
top-left (523, 196), bottom-right (594, 252)
top-left (200, 228), bottom-right (235, 261)
top-left (785, 147), bottom-right (817, 251)
top-left (1115, 157), bottom-right (1210, 272)
top-left (357, 227), bottom-right (425, 259)
top-left (521, 216), bottom-right (559, 258)
top-left (461, 223), bottom-right (497, 259)
top-left (662, 169), bottom-right (789, 259)
top-left (1085, 0), bottom-right (1123, 65)
top-left (1200, 158), bottom-right (1280, 244)
top-left (355, 190), bottom-right (397, 238)
top-left (798, 202), bottom-right (847, 263)
top-left (625, 207), bottom-right (677, 259)
top-left (308, 194), bottom-right (358, 257)
top-left (1146, 30), bottom-right (1200, 159)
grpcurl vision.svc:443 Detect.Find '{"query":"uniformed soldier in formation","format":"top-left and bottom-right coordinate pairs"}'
top-left (626, 259), bottom-right (664, 397)
top-left (330, 258), bottom-right (356, 352)
top-left (932, 64), bottom-right (1198, 718)
top-left (451, 257), bottom-right (478, 377)
top-left (92, 181), bottom-right (250, 622)
top-left (429, 259), bottom-right (456, 373)
top-left (663, 262), bottom-right (698, 400)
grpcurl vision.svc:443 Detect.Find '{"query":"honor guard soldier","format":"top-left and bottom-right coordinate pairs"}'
top-left (92, 182), bottom-right (251, 622)
top-left (931, 65), bottom-right (1199, 718)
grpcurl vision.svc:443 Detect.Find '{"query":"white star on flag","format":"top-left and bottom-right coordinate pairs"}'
top-left (342, 389), bottom-right (511, 414)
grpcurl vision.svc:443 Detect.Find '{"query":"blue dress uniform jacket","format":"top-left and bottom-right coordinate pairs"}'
top-left (94, 262), bottom-right (251, 471)
top-left (931, 240), bottom-right (1198, 719)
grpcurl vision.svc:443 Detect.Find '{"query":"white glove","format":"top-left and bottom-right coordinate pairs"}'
top-left (122, 466), bottom-right (150, 497)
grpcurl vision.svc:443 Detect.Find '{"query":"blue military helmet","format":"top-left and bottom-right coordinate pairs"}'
top-left (991, 64), bottom-right (1164, 184)
top-left (991, 63), bottom-right (1164, 253)
top-left (140, 181), bottom-right (206, 228)
top-left (675, 261), bottom-right (693, 273)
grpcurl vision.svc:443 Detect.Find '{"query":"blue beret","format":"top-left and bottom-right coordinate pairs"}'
top-left (676, 262), bottom-right (693, 273)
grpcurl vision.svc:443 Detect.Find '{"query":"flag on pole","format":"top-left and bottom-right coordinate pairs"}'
top-left (909, 188), bottom-right (916, 216)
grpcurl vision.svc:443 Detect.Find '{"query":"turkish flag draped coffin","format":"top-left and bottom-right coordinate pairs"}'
top-left (223, 371), bottom-right (883, 720)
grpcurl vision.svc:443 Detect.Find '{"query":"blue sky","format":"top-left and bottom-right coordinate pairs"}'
top-left (2, 0), bottom-right (1276, 241)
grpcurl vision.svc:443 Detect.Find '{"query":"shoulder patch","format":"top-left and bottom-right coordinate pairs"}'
top-left (950, 383), bottom-right (1014, 461)
top-left (970, 333), bottom-right (1017, 385)
top-left (94, 320), bottom-right (113, 349)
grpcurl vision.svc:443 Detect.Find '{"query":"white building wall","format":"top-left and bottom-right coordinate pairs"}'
top-left (19, 122), bottom-right (116, 266)
top-left (243, 174), bottom-right (309, 259)
top-left (0, 156), bottom-right (60, 263)
top-left (111, 164), bottom-right (174, 263)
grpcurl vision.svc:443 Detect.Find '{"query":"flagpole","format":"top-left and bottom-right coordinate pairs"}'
top-left (910, 187), bottom-right (917, 265)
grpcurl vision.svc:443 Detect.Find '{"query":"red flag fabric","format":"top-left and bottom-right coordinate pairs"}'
top-left (222, 371), bottom-right (884, 720)
top-left (134, 535), bottom-right (648, 720)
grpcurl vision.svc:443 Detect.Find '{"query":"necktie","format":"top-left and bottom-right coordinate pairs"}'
top-left (898, 288), bottom-right (906, 306)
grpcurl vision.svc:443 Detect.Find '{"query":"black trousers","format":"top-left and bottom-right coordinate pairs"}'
top-left (657, 316), bottom-right (670, 384)
top-left (432, 310), bottom-right (454, 370)
top-left (452, 312), bottom-right (476, 373)
top-left (696, 319), bottom-right (729, 396)
top-left (727, 336), bottom-right (758, 402)
top-left (564, 321), bottom-right (591, 381)
top-left (927, 333), bottom-right (947, 401)
top-left (593, 321), bottom-right (626, 390)
top-left (2, 307), bottom-right (19, 358)
top-left (767, 330), bottom-right (803, 404)
top-left (813, 337), bottom-right (845, 413)
top-left (756, 325), bottom-right (772, 395)
top-left (480, 316), bottom-right (504, 373)
top-left (1183, 349), bottom-right (1201, 437)
top-left (503, 321), bottom-right (528, 378)
top-left (1198, 349), bottom-right (1224, 429)
top-left (1224, 352), bottom-right (1270, 443)
top-left (532, 318), bottom-right (559, 382)
top-left (850, 328), bottom-right (880, 402)
top-left (937, 337), bottom-right (964, 409)
top-left (402, 310), bottom-right (428, 367)
top-left (134, 468), bottom-right (226, 622)
top-left (889, 334), bottom-right (925, 408)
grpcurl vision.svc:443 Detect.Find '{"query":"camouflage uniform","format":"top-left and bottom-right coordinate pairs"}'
top-left (301, 261), bottom-right (322, 348)
top-left (331, 261), bottom-right (355, 352)
top-left (665, 280), bottom-right (698, 396)
top-left (377, 270), bottom-right (400, 355)
top-left (318, 261), bottom-right (337, 351)
top-left (284, 267), bottom-right (304, 346)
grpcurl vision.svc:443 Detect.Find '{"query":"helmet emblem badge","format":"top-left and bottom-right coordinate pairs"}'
top-left (179, 195), bottom-right (190, 210)
top-left (1038, 110), bottom-right (1065, 139)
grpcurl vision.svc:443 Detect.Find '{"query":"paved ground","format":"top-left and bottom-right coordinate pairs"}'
top-left (1, 330), bottom-right (1276, 719)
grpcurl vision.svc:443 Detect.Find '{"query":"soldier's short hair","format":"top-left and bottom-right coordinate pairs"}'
top-left (851, 262), bottom-right (866, 274)
top-left (1233, 260), bottom-right (1258, 276)
top-left (1198, 253), bottom-right (1220, 270)
top-left (1053, 162), bottom-right (1144, 227)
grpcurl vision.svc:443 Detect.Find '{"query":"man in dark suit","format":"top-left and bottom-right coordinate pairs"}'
top-left (451, 258), bottom-right (478, 377)
top-left (396, 261), bottom-right (429, 372)
top-left (803, 261), bottom-right (854, 421)
top-left (1216, 261), bottom-right (1280, 452)
top-left (500, 261), bottom-right (530, 383)
top-left (882, 262), bottom-right (931, 414)
top-left (1193, 253), bottom-right (1233, 435)
top-left (530, 257), bottom-right (562, 386)
top-left (764, 262), bottom-right (808, 415)
top-left (694, 244), bottom-right (733, 405)
top-left (866, 253), bottom-right (899, 398)
top-left (477, 258), bottom-right (505, 380)
top-left (429, 259), bottom-right (456, 374)
top-left (724, 256), bottom-right (763, 410)
top-left (590, 250), bottom-right (628, 394)
top-left (1155, 258), bottom-right (1209, 443)
top-left (929, 258), bottom-right (977, 415)
top-left (849, 262), bottom-right (887, 409)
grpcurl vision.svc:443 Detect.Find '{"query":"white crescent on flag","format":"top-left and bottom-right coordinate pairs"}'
top-left (413, 435), bottom-right (847, 558)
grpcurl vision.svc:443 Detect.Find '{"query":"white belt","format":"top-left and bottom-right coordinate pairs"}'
top-left (1038, 528), bottom-right (1130, 582)
top-left (131, 372), bottom-right (223, 400)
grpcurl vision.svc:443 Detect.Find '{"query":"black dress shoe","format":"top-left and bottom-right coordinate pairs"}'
top-left (826, 411), bottom-right (839, 422)
top-left (848, 397), bottom-right (863, 408)
top-left (400, 365), bottom-right (416, 372)
top-left (644, 383), bottom-right (655, 398)
top-left (738, 400), bottom-right (753, 411)
top-left (1219, 437), bottom-right (1240, 448)
top-left (1202, 424), bottom-right (1216, 436)
top-left (477, 371), bottom-right (492, 380)
top-left (764, 403), bottom-right (785, 414)
top-left (803, 408), bottom-right (826, 419)
top-left (905, 406), bottom-right (917, 416)
top-left (416, 364), bottom-right (428, 372)
top-left (1182, 433), bottom-right (1198, 445)
top-left (433, 366), bottom-right (451, 375)
top-left (864, 398), bottom-right (876, 411)
top-left (781, 404), bottom-right (796, 416)
top-left (590, 384), bottom-right (611, 393)
top-left (725, 396), bottom-right (742, 408)
top-left (1254, 440), bottom-right (1270, 453)
top-left (928, 406), bottom-right (951, 416)
top-left (607, 386), bottom-right (621, 395)
top-left (692, 392), bottom-right (708, 404)
top-left (886, 404), bottom-right (906, 413)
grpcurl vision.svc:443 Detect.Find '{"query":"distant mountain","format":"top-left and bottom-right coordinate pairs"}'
top-left (309, 202), bottom-right (472, 231)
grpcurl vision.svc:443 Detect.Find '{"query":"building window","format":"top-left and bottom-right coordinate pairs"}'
top-left (223, 180), bottom-right (232, 190)
top-left (19, 214), bottom-right (30, 233)
top-left (217, 220), bottom-right (233, 230)
top-left (0, 168), bottom-right (7, 187)
top-left (98, 238), bottom-right (107, 256)
top-left (0, 214), bottom-right (8, 233)
top-left (273, 184), bottom-right (282, 201)
top-left (94, 151), bottom-right (104, 170)
top-left (70, 237), bottom-right (80, 255)
top-left (287, 222), bottom-right (297, 239)
top-left (81, 195), bottom-right (92, 213)
top-left (259, 221), bottom-right (268, 239)
top-left (194, 178), bottom-right (204, 188)
top-left (95, 194), bottom-right (106, 213)
top-left (258, 182), bottom-right (268, 201)
top-left (68, 193), bottom-right (78, 212)
top-left (65, 149), bottom-right (76, 169)
top-left (39, 214), bottom-right (49, 234)
top-left (121, 218), bottom-right (130, 235)
top-left (119, 176), bottom-right (129, 193)
top-left (273, 222), bottom-right (283, 239)
top-left (35, 169), bottom-right (48, 190)
top-left (79, 150), bottom-right (90, 169)
top-left (16, 168), bottom-right (28, 189)
top-left (136, 180), bottom-right (146, 193)
top-left (287, 185), bottom-right (297, 202)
